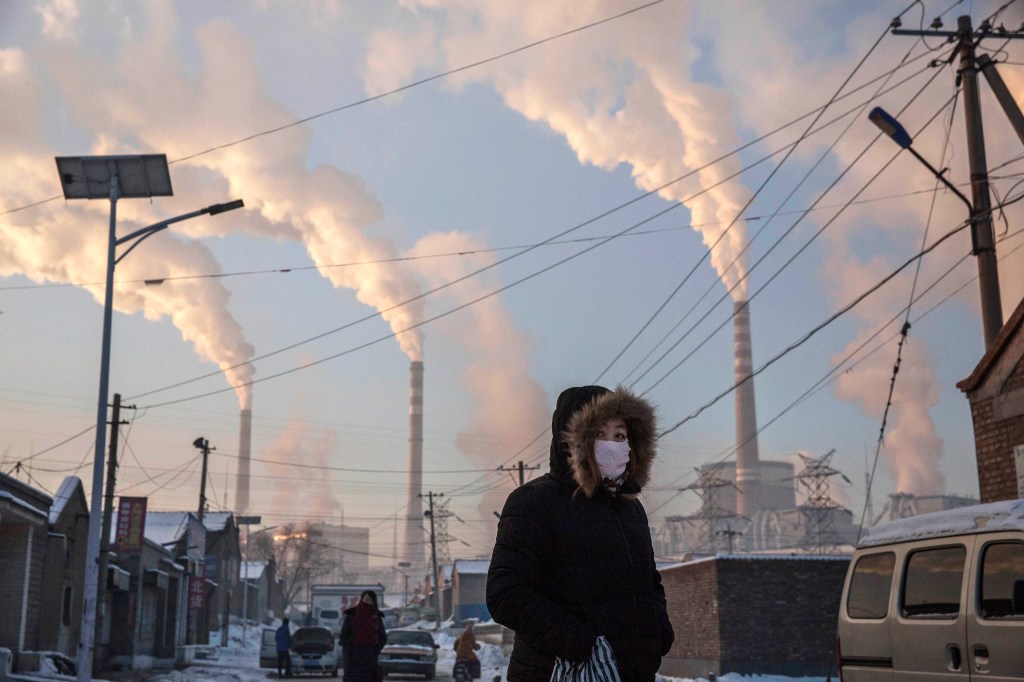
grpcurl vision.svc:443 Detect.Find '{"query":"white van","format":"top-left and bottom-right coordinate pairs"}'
top-left (837, 500), bottom-right (1024, 681)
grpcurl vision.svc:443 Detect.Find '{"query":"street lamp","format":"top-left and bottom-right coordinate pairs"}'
top-left (55, 154), bottom-right (244, 682)
top-left (868, 107), bottom-right (1003, 347)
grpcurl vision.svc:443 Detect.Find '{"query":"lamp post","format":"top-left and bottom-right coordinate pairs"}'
top-left (868, 106), bottom-right (1003, 348)
top-left (56, 155), bottom-right (243, 682)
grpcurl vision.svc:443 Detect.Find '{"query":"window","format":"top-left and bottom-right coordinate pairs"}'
top-left (979, 541), bottom-right (1024, 619)
top-left (847, 553), bottom-right (894, 619)
top-left (62, 585), bottom-right (73, 627)
top-left (901, 545), bottom-right (965, 618)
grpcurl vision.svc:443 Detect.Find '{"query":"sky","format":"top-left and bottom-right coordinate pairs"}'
top-left (3, 0), bottom-right (1024, 566)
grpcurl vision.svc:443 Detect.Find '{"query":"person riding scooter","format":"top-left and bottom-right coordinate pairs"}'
top-left (452, 621), bottom-right (482, 680)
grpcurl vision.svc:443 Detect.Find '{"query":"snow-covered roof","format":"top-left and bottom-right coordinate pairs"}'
top-left (109, 510), bottom-right (231, 546)
top-left (109, 511), bottom-right (190, 547)
top-left (48, 477), bottom-right (84, 525)
top-left (859, 499), bottom-right (1024, 548)
top-left (242, 561), bottom-right (267, 580)
top-left (202, 511), bottom-right (232, 532)
top-left (670, 553), bottom-right (852, 568)
top-left (0, 490), bottom-right (49, 520)
top-left (453, 559), bottom-right (489, 575)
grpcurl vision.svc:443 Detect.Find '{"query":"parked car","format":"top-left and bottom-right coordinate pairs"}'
top-left (837, 500), bottom-right (1024, 681)
top-left (378, 629), bottom-right (439, 680)
top-left (291, 626), bottom-right (339, 677)
top-left (259, 628), bottom-right (278, 670)
top-left (259, 626), bottom-right (339, 677)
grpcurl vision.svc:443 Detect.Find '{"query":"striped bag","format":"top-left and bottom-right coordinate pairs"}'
top-left (550, 635), bottom-right (622, 682)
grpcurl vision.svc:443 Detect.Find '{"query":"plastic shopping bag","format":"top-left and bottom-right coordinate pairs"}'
top-left (550, 635), bottom-right (621, 682)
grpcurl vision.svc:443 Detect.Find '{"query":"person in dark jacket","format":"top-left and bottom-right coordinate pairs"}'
top-left (339, 590), bottom-right (387, 681)
top-left (275, 618), bottom-right (293, 678)
top-left (487, 385), bottom-right (674, 681)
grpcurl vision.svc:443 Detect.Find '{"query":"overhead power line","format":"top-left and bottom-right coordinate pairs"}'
top-left (0, 0), bottom-right (671, 218)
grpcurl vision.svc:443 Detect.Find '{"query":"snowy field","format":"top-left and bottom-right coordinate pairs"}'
top-left (18, 621), bottom-right (827, 682)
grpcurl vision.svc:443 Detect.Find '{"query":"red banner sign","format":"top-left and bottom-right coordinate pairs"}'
top-left (114, 496), bottom-right (147, 550)
top-left (188, 562), bottom-right (206, 609)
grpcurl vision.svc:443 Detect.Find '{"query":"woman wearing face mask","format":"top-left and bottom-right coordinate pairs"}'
top-left (339, 590), bottom-right (387, 682)
top-left (486, 385), bottom-right (674, 681)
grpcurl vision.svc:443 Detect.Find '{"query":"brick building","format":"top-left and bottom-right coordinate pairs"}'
top-left (958, 296), bottom-right (1024, 502)
top-left (0, 472), bottom-right (51, 670)
top-left (659, 554), bottom-right (849, 678)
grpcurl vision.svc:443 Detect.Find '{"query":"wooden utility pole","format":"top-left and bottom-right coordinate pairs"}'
top-left (96, 393), bottom-right (131, 669)
top-left (419, 491), bottom-right (443, 631)
top-left (498, 460), bottom-right (541, 486)
top-left (957, 15), bottom-right (1003, 346)
top-left (193, 437), bottom-right (214, 524)
top-left (890, 14), bottom-right (1024, 347)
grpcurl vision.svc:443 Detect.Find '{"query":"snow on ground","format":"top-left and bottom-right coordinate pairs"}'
top-left (65, 620), bottom-right (830, 682)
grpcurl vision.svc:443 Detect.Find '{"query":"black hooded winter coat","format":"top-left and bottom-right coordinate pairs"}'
top-left (486, 386), bottom-right (674, 681)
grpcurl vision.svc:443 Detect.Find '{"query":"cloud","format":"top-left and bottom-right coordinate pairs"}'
top-left (35, 0), bottom-right (79, 41)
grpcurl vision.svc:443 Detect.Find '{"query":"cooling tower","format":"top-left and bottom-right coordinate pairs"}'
top-left (733, 300), bottom-right (762, 518)
top-left (236, 408), bottom-right (252, 513)
top-left (403, 361), bottom-right (425, 570)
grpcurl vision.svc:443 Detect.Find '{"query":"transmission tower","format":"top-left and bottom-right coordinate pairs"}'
top-left (677, 462), bottom-right (742, 554)
top-left (434, 497), bottom-right (453, 567)
top-left (795, 449), bottom-right (850, 554)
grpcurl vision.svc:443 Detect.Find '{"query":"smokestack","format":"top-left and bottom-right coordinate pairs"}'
top-left (236, 408), bottom-right (252, 513)
top-left (733, 300), bottom-right (762, 518)
top-left (403, 361), bottom-right (425, 570)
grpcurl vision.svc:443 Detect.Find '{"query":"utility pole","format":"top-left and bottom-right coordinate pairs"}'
top-left (193, 437), bottom-right (214, 524)
top-left (498, 461), bottom-right (540, 486)
top-left (888, 14), bottom-right (1024, 347)
top-left (96, 393), bottom-right (132, 669)
top-left (957, 15), bottom-right (1003, 346)
top-left (419, 491), bottom-right (443, 631)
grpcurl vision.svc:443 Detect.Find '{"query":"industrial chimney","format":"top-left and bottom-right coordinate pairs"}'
top-left (236, 408), bottom-right (252, 513)
top-left (402, 361), bottom-right (425, 571)
top-left (733, 299), bottom-right (762, 518)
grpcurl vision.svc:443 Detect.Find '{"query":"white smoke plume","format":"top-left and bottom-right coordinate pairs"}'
top-left (260, 416), bottom-right (341, 520)
top-left (4, 1), bottom-right (427, 423)
top-left (407, 231), bottom-right (550, 518)
top-left (705, 0), bottom-right (1023, 499)
top-left (364, 1), bottom-right (754, 300)
top-left (0, 44), bottom-right (257, 408)
top-left (364, 2), bottom-right (1024, 505)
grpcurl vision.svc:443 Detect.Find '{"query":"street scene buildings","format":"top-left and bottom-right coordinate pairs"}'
top-left (5, 2), bottom-right (1024, 681)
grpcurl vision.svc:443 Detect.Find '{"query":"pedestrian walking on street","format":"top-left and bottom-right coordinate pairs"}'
top-left (339, 590), bottom-right (388, 682)
top-left (487, 385), bottom-right (674, 681)
top-left (275, 617), bottom-right (293, 679)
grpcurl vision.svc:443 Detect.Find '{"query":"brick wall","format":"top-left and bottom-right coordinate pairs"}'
top-left (970, 390), bottom-right (1024, 503)
top-left (662, 559), bottom-right (719, 661)
top-left (659, 555), bottom-right (849, 678)
top-left (0, 522), bottom-right (47, 661)
top-left (1006, 356), bottom-right (1024, 393)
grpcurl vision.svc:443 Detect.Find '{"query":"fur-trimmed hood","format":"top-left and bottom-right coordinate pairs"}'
top-left (550, 386), bottom-right (657, 498)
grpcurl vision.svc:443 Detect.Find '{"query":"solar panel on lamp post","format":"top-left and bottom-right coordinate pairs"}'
top-left (55, 155), bottom-right (243, 682)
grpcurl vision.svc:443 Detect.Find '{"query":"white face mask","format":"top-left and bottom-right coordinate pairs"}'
top-left (594, 439), bottom-right (631, 479)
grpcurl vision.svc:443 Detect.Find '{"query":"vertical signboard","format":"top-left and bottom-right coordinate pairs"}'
top-left (189, 561), bottom-right (206, 609)
top-left (114, 497), bottom-right (148, 550)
